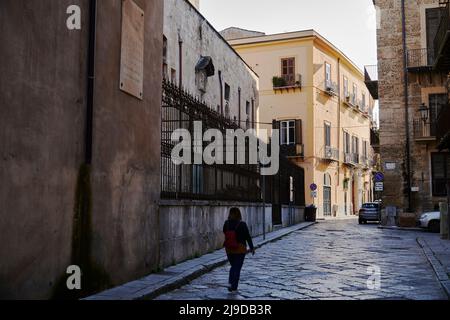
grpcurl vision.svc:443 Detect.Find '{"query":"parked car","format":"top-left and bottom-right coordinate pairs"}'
top-left (418, 211), bottom-right (440, 233)
top-left (358, 203), bottom-right (381, 224)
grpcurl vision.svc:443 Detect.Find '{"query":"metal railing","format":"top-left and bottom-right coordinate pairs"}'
top-left (323, 146), bottom-right (339, 161)
top-left (280, 143), bottom-right (305, 158)
top-left (364, 65), bottom-right (378, 82)
top-left (273, 74), bottom-right (302, 89)
top-left (324, 80), bottom-right (339, 96)
top-left (407, 48), bottom-right (434, 69)
top-left (344, 152), bottom-right (359, 166)
top-left (413, 118), bottom-right (437, 140)
top-left (161, 80), bottom-right (261, 202)
top-left (434, 1), bottom-right (450, 64)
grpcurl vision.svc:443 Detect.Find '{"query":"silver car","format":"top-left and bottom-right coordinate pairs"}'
top-left (358, 203), bottom-right (381, 224)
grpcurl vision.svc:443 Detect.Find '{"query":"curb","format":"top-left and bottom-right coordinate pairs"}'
top-left (417, 237), bottom-right (450, 300)
top-left (85, 221), bottom-right (318, 300)
top-left (378, 226), bottom-right (424, 232)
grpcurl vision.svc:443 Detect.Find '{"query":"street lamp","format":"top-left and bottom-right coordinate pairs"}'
top-left (419, 103), bottom-right (429, 122)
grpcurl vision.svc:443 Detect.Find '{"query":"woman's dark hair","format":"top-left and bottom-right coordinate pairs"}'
top-left (228, 207), bottom-right (242, 221)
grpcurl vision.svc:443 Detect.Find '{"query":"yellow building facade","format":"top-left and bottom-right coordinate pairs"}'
top-left (229, 30), bottom-right (376, 218)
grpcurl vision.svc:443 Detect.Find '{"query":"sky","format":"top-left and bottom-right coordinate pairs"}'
top-left (199, 0), bottom-right (380, 124)
top-left (200, 0), bottom-right (378, 71)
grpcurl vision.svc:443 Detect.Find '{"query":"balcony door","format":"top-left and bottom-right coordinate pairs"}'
top-left (281, 58), bottom-right (295, 85)
top-left (426, 7), bottom-right (443, 65)
top-left (323, 173), bottom-right (332, 217)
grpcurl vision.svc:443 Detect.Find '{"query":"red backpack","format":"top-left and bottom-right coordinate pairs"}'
top-left (224, 221), bottom-right (240, 250)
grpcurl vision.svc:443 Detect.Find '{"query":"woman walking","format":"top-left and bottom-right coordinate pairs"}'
top-left (223, 207), bottom-right (255, 292)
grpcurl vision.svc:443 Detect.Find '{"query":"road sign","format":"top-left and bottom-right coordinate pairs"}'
top-left (311, 190), bottom-right (318, 198)
top-left (375, 172), bottom-right (384, 182)
top-left (375, 182), bottom-right (384, 192)
top-left (310, 183), bottom-right (317, 191)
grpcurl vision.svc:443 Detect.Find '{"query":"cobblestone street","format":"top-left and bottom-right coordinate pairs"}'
top-left (156, 219), bottom-right (447, 300)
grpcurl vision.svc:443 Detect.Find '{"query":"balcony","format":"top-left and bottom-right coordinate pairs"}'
top-left (324, 80), bottom-right (339, 96)
top-left (343, 153), bottom-right (359, 167)
top-left (407, 48), bottom-right (435, 72)
top-left (343, 94), bottom-right (357, 108)
top-left (280, 143), bottom-right (305, 158)
top-left (364, 65), bottom-right (378, 100)
top-left (323, 146), bottom-right (339, 162)
top-left (413, 118), bottom-right (437, 142)
top-left (434, 1), bottom-right (450, 72)
top-left (273, 74), bottom-right (302, 92)
top-left (360, 155), bottom-right (372, 170)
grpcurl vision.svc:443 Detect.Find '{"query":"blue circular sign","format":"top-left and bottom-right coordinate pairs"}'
top-left (310, 183), bottom-right (318, 191)
top-left (375, 172), bottom-right (384, 182)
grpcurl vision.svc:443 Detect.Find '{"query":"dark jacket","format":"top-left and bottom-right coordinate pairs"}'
top-left (223, 219), bottom-right (254, 251)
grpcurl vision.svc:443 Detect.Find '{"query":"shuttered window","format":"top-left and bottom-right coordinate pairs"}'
top-left (324, 123), bottom-right (331, 147)
top-left (426, 7), bottom-right (443, 65)
top-left (431, 153), bottom-right (450, 196)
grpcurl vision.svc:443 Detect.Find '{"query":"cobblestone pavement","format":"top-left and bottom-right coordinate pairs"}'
top-left (156, 219), bottom-right (448, 300)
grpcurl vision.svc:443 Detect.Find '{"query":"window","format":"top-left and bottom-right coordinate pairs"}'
top-left (344, 132), bottom-right (350, 154)
top-left (343, 77), bottom-right (349, 97)
top-left (431, 153), bottom-right (450, 197)
top-left (281, 58), bottom-right (295, 82)
top-left (361, 93), bottom-right (366, 110)
top-left (352, 136), bottom-right (360, 156)
top-left (324, 122), bottom-right (331, 147)
top-left (429, 93), bottom-right (448, 122)
top-left (281, 120), bottom-right (296, 145)
top-left (171, 68), bottom-right (177, 83)
top-left (224, 83), bottom-right (231, 101)
top-left (246, 101), bottom-right (250, 115)
top-left (363, 141), bottom-right (368, 158)
top-left (325, 62), bottom-right (332, 88)
top-left (352, 84), bottom-right (358, 104)
top-left (426, 7), bottom-right (443, 64)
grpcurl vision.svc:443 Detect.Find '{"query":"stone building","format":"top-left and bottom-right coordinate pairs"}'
top-left (228, 30), bottom-right (376, 219)
top-left (0, 0), bottom-right (163, 299)
top-left (163, 0), bottom-right (259, 126)
top-left (373, 0), bottom-right (450, 214)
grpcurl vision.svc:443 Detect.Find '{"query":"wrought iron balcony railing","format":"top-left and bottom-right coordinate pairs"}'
top-left (273, 74), bottom-right (302, 89)
top-left (407, 48), bottom-right (435, 71)
top-left (323, 146), bottom-right (339, 161)
top-left (344, 153), bottom-right (358, 166)
top-left (324, 80), bottom-right (339, 96)
top-left (413, 118), bottom-right (437, 141)
top-left (280, 143), bottom-right (305, 158)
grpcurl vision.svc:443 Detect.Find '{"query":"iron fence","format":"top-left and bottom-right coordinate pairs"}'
top-left (161, 80), bottom-right (261, 202)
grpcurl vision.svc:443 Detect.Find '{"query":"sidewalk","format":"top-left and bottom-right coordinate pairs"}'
top-left (85, 221), bottom-right (317, 300)
top-left (417, 236), bottom-right (450, 299)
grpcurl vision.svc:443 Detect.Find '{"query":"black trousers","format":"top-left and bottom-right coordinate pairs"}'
top-left (227, 253), bottom-right (246, 290)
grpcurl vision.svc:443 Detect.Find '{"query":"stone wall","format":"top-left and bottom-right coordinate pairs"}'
top-left (0, 0), bottom-right (163, 299)
top-left (159, 201), bottom-right (273, 268)
top-left (220, 27), bottom-right (266, 41)
top-left (375, 0), bottom-right (447, 213)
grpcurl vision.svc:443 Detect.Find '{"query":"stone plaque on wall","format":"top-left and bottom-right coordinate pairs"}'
top-left (119, 0), bottom-right (144, 100)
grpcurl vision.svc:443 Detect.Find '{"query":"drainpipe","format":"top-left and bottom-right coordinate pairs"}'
top-left (85, 0), bottom-right (97, 165)
top-left (401, 0), bottom-right (413, 212)
top-left (337, 58), bottom-right (341, 213)
top-left (178, 36), bottom-right (183, 88)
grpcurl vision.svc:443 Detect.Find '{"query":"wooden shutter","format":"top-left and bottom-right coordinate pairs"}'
top-left (295, 119), bottom-right (303, 145)
top-left (426, 8), bottom-right (442, 63)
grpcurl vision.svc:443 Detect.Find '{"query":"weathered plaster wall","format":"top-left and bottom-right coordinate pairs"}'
top-left (0, 0), bottom-right (163, 299)
top-left (0, 0), bottom-right (89, 299)
top-left (220, 27), bottom-right (266, 41)
top-left (159, 201), bottom-right (273, 268)
top-left (163, 0), bottom-right (259, 125)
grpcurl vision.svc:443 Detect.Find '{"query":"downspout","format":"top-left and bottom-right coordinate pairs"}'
top-left (337, 57), bottom-right (341, 214)
top-left (85, 0), bottom-right (97, 165)
top-left (401, 0), bottom-right (413, 212)
top-left (178, 37), bottom-right (183, 88)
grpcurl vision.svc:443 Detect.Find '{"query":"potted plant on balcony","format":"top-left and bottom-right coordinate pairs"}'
top-left (272, 76), bottom-right (286, 88)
